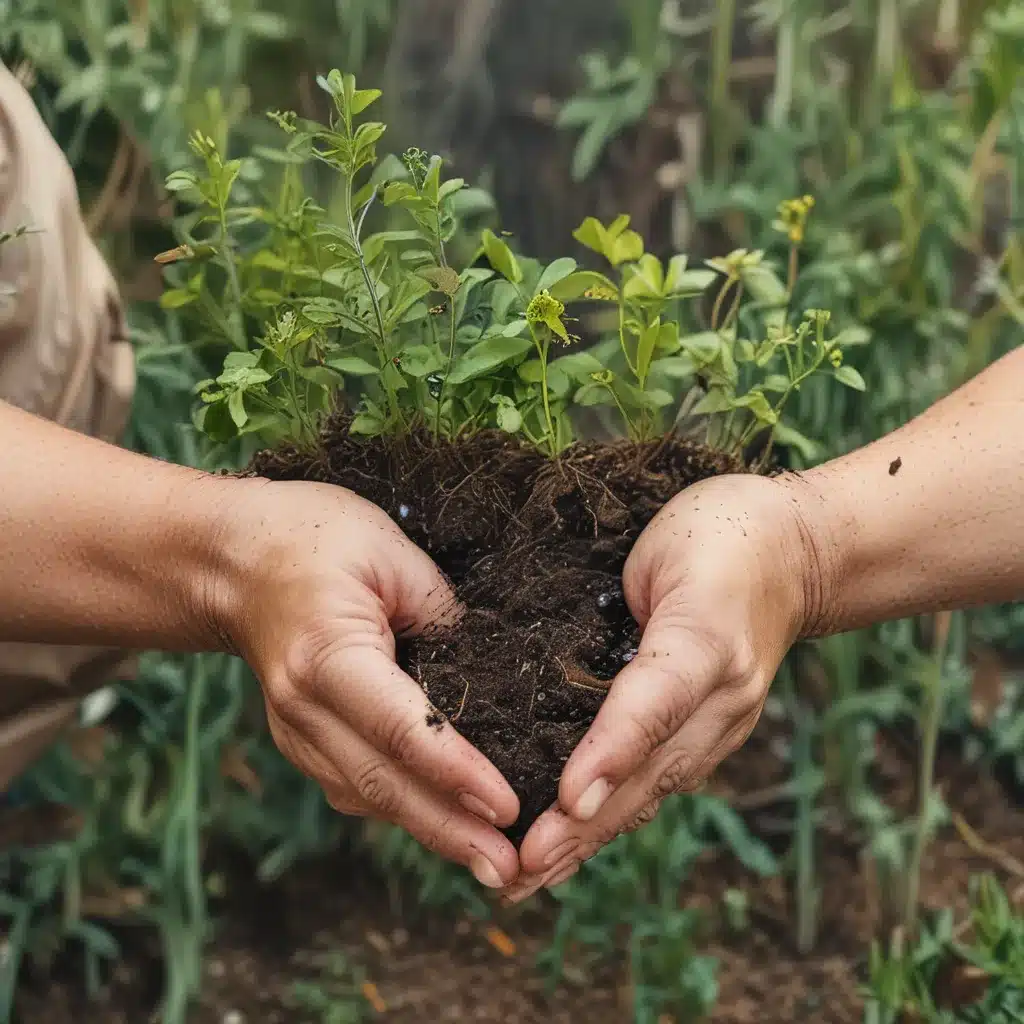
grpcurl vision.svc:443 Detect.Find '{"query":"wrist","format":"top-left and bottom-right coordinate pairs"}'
top-left (173, 472), bottom-right (254, 655)
top-left (770, 468), bottom-right (849, 641)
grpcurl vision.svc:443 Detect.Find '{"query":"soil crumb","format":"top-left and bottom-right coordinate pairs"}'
top-left (889, 457), bottom-right (902, 476)
top-left (246, 413), bottom-right (746, 841)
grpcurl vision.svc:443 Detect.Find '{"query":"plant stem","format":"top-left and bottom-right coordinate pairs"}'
top-left (770, 0), bottom-right (796, 129)
top-left (794, 702), bottom-right (819, 954)
top-left (903, 610), bottom-right (953, 939)
top-left (711, 276), bottom-right (736, 331)
top-left (531, 328), bottom-right (557, 456)
top-left (218, 206), bottom-right (246, 351)
top-left (711, 0), bottom-right (737, 180)
top-left (347, 183), bottom-right (402, 426)
top-left (435, 310), bottom-right (457, 440)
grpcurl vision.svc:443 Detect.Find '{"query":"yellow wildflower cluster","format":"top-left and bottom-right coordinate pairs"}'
top-left (775, 195), bottom-right (816, 245)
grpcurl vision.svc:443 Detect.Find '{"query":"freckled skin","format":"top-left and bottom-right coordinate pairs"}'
top-left (502, 347), bottom-right (1024, 903)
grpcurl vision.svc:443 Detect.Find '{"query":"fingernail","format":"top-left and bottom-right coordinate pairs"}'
top-left (469, 853), bottom-right (504, 889)
top-left (459, 792), bottom-right (498, 823)
top-left (542, 839), bottom-right (580, 869)
top-left (573, 778), bottom-right (614, 821)
top-left (546, 862), bottom-right (580, 889)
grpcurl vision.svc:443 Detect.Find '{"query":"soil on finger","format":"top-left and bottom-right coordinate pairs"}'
top-left (246, 413), bottom-right (747, 840)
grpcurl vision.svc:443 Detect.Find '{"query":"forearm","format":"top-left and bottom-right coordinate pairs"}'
top-left (0, 400), bottom-right (230, 651)
top-left (793, 347), bottom-right (1024, 636)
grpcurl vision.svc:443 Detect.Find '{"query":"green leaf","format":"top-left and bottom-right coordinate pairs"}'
top-left (549, 351), bottom-right (606, 380)
top-left (491, 396), bottom-right (523, 434)
top-left (227, 388), bottom-right (248, 429)
top-left (680, 331), bottom-right (723, 363)
top-left (164, 170), bottom-right (199, 193)
top-left (833, 365), bottom-right (866, 391)
top-left (573, 381), bottom-right (617, 407)
top-left (653, 354), bottom-right (697, 379)
top-left (535, 257), bottom-right (578, 296)
top-left (481, 229), bottom-right (523, 284)
top-left (733, 390), bottom-right (778, 425)
top-left (636, 317), bottom-right (663, 382)
top-left (447, 334), bottom-right (533, 385)
top-left (572, 217), bottom-right (608, 256)
top-left (350, 88), bottom-right (383, 116)
top-left (693, 388), bottom-right (735, 415)
top-left (622, 254), bottom-right (664, 300)
top-left (326, 355), bottom-right (380, 375)
top-left (699, 798), bottom-right (779, 877)
top-left (518, 360), bottom-right (570, 397)
top-left (665, 255), bottom-right (717, 297)
top-left (761, 373), bottom-right (791, 393)
top-left (608, 228), bottom-right (644, 266)
top-left (160, 289), bottom-right (198, 310)
top-left (740, 264), bottom-right (788, 306)
top-left (549, 270), bottom-right (619, 302)
top-left (772, 421), bottom-right (822, 461)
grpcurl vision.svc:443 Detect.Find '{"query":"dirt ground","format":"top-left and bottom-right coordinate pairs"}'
top-left (14, 714), bottom-right (1024, 1024)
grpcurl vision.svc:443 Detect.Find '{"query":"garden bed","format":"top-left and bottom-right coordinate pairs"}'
top-left (14, 722), bottom-right (1024, 1024)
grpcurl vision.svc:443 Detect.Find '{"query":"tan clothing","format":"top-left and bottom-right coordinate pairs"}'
top-left (0, 62), bottom-right (136, 789)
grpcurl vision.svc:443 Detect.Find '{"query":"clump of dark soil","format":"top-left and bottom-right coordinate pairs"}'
top-left (246, 413), bottom-right (746, 841)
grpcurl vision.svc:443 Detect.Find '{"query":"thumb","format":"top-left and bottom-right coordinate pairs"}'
top-left (557, 588), bottom-right (726, 823)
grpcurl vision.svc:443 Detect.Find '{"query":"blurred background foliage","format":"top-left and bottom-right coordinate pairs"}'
top-left (0, 0), bottom-right (1022, 1021)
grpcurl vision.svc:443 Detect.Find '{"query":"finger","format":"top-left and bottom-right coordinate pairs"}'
top-left (547, 694), bottom-right (760, 862)
top-left (558, 601), bottom-right (727, 823)
top-left (309, 642), bottom-right (520, 827)
top-left (518, 804), bottom-right (599, 876)
top-left (382, 532), bottom-right (464, 636)
top-left (273, 700), bottom-right (520, 885)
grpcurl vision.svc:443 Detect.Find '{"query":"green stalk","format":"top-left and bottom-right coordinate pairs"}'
top-left (347, 183), bottom-right (402, 426)
top-left (435, 310), bottom-right (457, 440)
top-left (903, 611), bottom-right (953, 938)
top-left (794, 704), bottom-right (819, 954)
top-left (770, 0), bottom-right (796, 129)
top-left (530, 327), bottom-right (558, 456)
top-left (711, 0), bottom-right (738, 180)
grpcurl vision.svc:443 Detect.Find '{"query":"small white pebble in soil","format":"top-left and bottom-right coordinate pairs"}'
top-left (536, 692), bottom-right (546, 701)
top-left (398, 504), bottom-right (411, 519)
top-left (222, 1010), bottom-right (244, 1024)
top-left (207, 958), bottom-right (226, 979)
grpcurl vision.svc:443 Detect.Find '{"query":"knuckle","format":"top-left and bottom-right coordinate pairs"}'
top-left (353, 757), bottom-right (399, 817)
top-left (265, 675), bottom-right (306, 729)
top-left (652, 752), bottom-right (697, 800)
top-left (374, 709), bottom-right (419, 765)
top-left (623, 800), bottom-right (660, 834)
top-left (727, 637), bottom-right (760, 686)
top-left (623, 692), bottom-right (681, 756)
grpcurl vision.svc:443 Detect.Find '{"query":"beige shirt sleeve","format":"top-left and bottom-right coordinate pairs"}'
top-left (0, 61), bottom-right (138, 790)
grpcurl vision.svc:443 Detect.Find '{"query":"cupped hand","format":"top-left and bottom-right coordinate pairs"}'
top-left (206, 478), bottom-right (521, 889)
top-left (502, 472), bottom-right (829, 901)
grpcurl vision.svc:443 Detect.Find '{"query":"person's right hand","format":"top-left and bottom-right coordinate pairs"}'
top-left (502, 472), bottom-right (828, 901)
top-left (202, 477), bottom-right (522, 890)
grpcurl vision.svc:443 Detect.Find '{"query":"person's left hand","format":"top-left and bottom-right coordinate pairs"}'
top-left (500, 473), bottom-right (827, 903)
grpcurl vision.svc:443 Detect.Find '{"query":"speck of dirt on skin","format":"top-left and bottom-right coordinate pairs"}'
top-left (889, 457), bottom-right (902, 476)
top-left (245, 412), bottom-right (750, 843)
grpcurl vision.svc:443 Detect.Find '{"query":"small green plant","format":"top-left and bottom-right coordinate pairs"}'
top-left (865, 874), bottom-right (1024, 1024)
top-left (161, 70), bottom-right (865, 463)
top-left (287, 949), bottom-right (371, 1024)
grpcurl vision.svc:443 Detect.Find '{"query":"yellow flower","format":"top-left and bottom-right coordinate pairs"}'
top-left (774, 195), bottom-right (816, 245)
top-left (526, 290), bottom-right (570, 343)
